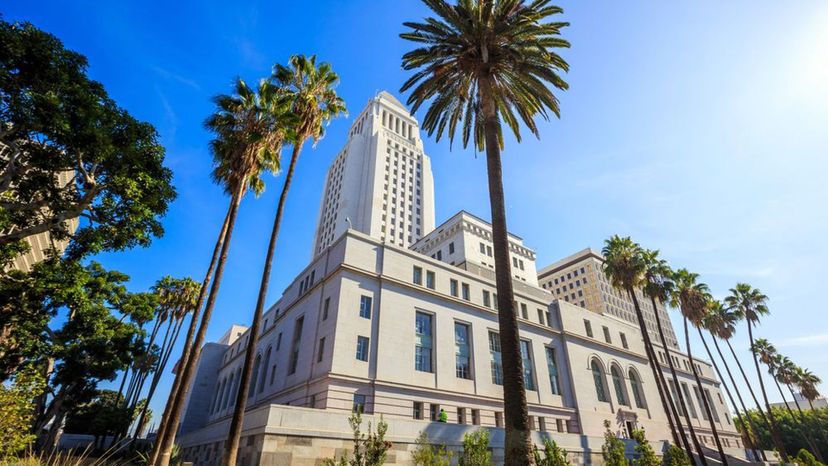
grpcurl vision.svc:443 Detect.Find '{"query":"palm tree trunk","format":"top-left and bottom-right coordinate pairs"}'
top-left (154, 189), bottom-right (244, 466)
top-left (649, 296), bottom-right (695, 458)
top-left (148, 206), bottom-right (231, 466)
top-left (222, 140), bottom-right (304, 466)
top-left (628, 291), bottom-right (682, 450)
top-left (685, 318), bottom-right (728, 465)
top-left (708, 334), bottom-right (766, 461)
top-left (747, 322), bottom-right (789, 461)
top-left (479, 75), bottom-right (532, 465)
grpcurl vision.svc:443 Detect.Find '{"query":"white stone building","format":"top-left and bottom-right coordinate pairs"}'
top-left (176, 92), bottom-right (753, 465)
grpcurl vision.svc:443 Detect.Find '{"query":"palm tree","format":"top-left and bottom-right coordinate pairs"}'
top-left (151, 78), bottom-right (285, 466)
top-left (670, 269), bottom-right (728, 466)
top-left (602, 238), bottom-right (688, 456)
top-left (725, 283), bottom-right (789, 461)
top-left (795, 367), bottom-right (822, 410)
top-left (699, 301), bottom-right (763, 461)
top-left (221, 55), bottom-right (346, 466)
top-left (400, 2), bottom-right (570, 462)
top-left (641, 249), bottom-right (696, 459)
top-left (702, 300), bottom-right (765, 461)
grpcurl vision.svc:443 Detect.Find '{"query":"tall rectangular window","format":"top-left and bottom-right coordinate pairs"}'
top-left (495, 412), bottom-right (503, 428)
top-left (704, 389), bottom-right (720, 422)
top-left (322, 297), bottom-right (330, 320)
top-left (450, 279), bottom-right (459, 297)
top-left (413, 266), bottom-right (422, 285)
top-left (546, 346), bottom-right (560, 395)
top-left (471, 409), bottom-right (480, 425)
top-left (353, 394), bottom-right (366, 413)
top-left (693, 386), bottom-right (709, 421)
top-left (483, 290), bottom-right (491, 307)
top-left (426, 271), bottom-right (435, 289)
top-left (461, 283), bottom-right (470, 300)
top-left (584, 319), bottom-right (593, 337)
top-left (415, 312), bottom-right (433, 372)
top-left (681, 383), bottom-right (698, 418)
top-left (288, 317), bottom-right (304, 375)
top-left (455, 322), bottom-right (471, 379)
top-left (603, 326), bottom-right (612, 344)
top-left (520, 340), bottom-right (536, 391)
top-left (359, 295), bottom-right (372, 319)
top-left (449, 242), bottom-right (455, 254)
top-left (430, 403), bottom-right (439, 421)
top-left (489, 331), bottom-right (503, 385)
top-left (413, 401), bottom-right (423, 419)
top-left (520, 303), bottom-right (528, 319)
top-left (317, 337), bottom-right (326, 363)
top-left (479, 242), bottom-right (486, 254)
top-left (537, 309), bottom-right (546, 326)
top-left (620, 333), bottom-right (628, 349)
top-left (356, 336), bottom-right (369, 361)
top-left (457, 407), bottom-right (466, 424)
top-left (276, 332), bottom-right (282, 350)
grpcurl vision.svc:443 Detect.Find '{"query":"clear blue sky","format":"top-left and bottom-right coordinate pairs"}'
top-left (6, 0), bottom-right (828, 425)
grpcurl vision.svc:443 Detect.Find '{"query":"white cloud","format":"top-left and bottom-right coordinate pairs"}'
top-left (776, 333), bottom-right (828, 348)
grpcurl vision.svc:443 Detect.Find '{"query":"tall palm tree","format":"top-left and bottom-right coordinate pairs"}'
top-left (702, 301), bottom-right (765, 461)
top-left (725, 283), bottom-right (789, 461)
top-left (776, 357), bottom-right (823, 461)
top-left (795, 367), bottom-right (822, 410)
top-left (641, 249), bottom-right (696, 459)
top-left (221, 55), bottom-right (346, 466)
top-left (696, 299), bottom-right (764, 461)
top-left (670, 269), bottom-right (728, 466)
top-left (602, 238), bottom-right (688, 456)
top-left (400, 2), bottom-right (570, 462)
top-left (152, 78), bottom-right (285, 466)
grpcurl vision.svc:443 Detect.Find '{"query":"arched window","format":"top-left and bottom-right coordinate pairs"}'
top-left (591, 360), bottom-right (608, 402)
top-left (211, 378), bottom-right (226, 414)
top-left (222, 373), bottom-right (235, 410)
top-left (230, 368), bottom-right (242, 407)
top-left (629, 369), bottom-right (646, 408)
top-left (259, 347), bottom-right (272, 394)
top-left (611, 365), bottom-right (628, 406)
top-left (248, 355), bottom-right (261, 399)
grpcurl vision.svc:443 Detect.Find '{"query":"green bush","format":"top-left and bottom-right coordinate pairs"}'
top-left (662, 444), bottom-right (691, 466)
top-left (739, 406), bottom-right (828, 459)
top-left (459, 429), bottom-right (491, 466)
top-left (631, 429), bottom-right (660, 466)
top-left (534, 437), bottom-right (571, 466)
top-left (0, 365), bottom-right (46, 459)
top-left (601, 420), bottom-right (628, 466)
top-left (323, 411), bottom-right (391, 466)
top-left (794, 449), bottom-right (826, 466)
top-left (411, 431), bottom-right (453, 466)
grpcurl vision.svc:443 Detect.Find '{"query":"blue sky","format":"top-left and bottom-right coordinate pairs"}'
top-left (6, 0), bottom-right (828, 425)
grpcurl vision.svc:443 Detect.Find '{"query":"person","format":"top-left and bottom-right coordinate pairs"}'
top-left (438, 408), bottom-right (447, 423)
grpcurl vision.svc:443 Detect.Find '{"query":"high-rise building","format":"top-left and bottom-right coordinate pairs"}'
top-left (538, 248), bottom-right (680, 349)
top-left (313, 91), bottom-right (435, 255)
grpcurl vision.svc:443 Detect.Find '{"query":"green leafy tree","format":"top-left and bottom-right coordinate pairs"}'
top-left (534, 437), bottom-right (570, 466)
top-left (794, 449), bottom-right (826, 466)
top-left (662, 445), bottom-right (692, 466)
top-left (0, 20), bottom-right (175, 260)
top-left (400, 2), bottom-right (570, 462)
top-left (601, 420), bottom-right (627, 466)
top-left (459, 429), bottom-right (492, 466)
top-left (322, 411), bottom-right (391, 466)
top-left (739, 407), bottom-right (828, 460)
top-left (0, 364), bottom-right (46, 458)
top-left (223, 55), bottom-right (346, 466)
top-left (411, 431), bottom-right (453, 466)
top-left (631, 429), bottom-right (659, 466)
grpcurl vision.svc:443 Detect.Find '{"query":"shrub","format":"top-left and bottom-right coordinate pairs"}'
top-left (794, 449), bottom-right (826, 466)
top-left (534, 437), bottom-right (571, 466)
top-left (631, 429), bottom-right (660, 466)
top-left (459, 429), bottom-right (491, 466)
top-left (323, 411), bottom-right (392, 466)
top-left (601, 420), bottom-right (628, 466)
top-left (0, 365), bottom-right (46, 459)
top-left (662, 444), bottom-right (691, 466)
top-left (411, 431), bottom-right (453, 466)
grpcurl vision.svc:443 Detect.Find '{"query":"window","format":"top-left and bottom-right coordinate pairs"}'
top-left (520, 340), bottom-right (536, 391)
top-left (483, 290), bottom-right (491, 307)
top-left (592, 360), bottom-right (608, 402)
top-left (461, 283), bottom-right (470, 300)
top-left (603, 326), bottom-right (612, 344)
top-left (537, 309), bottom-right (546, 325)
top-left (359, 295), bottom-right (372, 319)
top-left (520, 303), bottom-right (528, 319)
top-left (450, 279), bottom-right (459, 297)
top-left (449, 242), bottom-right (455, 254)
top-left (545, 347), bottom-right (560, 395)
top-left (556, 419), bottom-right (564, 433)
top-left (495, 412), bottom-right (503, 428)
top-left (259, 347), bottom-right (272, 393)
top-left (430, 403), bottom-right (439, 421)
top-left (513, 257), bottom-right (518, 268)
top-left (275, 332), bottom-right (282, 350)
top-left (415, 312), bottom-right (433, 372)
top-left (486, 245), bottom-right (492, 256)
top-left (248, 355), bottom-right (261, 398)
top-left (489, 331), bottom-right (503, 385)
top-left (538, 417), bottom-right (547, 432)
top-left (693, 386), bottom-right (709, 421)
top-left (681, 383), bottom-right (698, 418)
top-left (353, 394), bottom-right (366, 413)
top-left (413, 401), bottom-right (423, 419)
top-left (455, 322), bottom-right (472, 379)
top-left (288, 317), bottom-right (304, 375)
top-left (457, 407), bottom-right (466, 424)
top-left (436, 250), bottom-right (442, 261)
top-left (426, 271), bottom-right (435, 289)
top-left (413, 266), bottom-right (423, 285)
top-left (317, 337), bottom-right (326, 363)
top-left (269, 363), bottom-right (277, 385)
top-left (629, 369), bottom-right (646, 408)
top-left (356, 336), bottom-right (369, 361)
top-left (472, 409), bottom-right (480, 425)
top-left (611, 366), bottom-right (628, 406)
top-left (479, 242), bottom-right (486, 254)
top-left (620, 333), bottom-right (628, 349)
top-left (322, 297), bottom-right (330, 320)
top-left (584, 319), bottom-right (593, 337)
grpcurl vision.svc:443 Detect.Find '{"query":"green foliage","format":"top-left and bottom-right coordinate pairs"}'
top-left (411, 431), bottom-right (453, 466)
top-left (534, 437), bottom-right (571, 466)
top-left (0, 364), bottom-right (46, 458)
top-left (662, 445), bottom-right (691, 466)
top-left (63, 389), bottom-right (144, 438)
top-left (459, 429), bottom-right (491, 466)
top-left (739, 406), bottom-right (828, 459)
top-left (0, 19), bottom-right (175, 260)
top-left (631, 429), bottom-right (659, 466)
top-left (794, 449), bottom-right (825, 466)
top-left (601, 420), bottom-right (628, 466)
top-left (322, 411), bottom-right (391, 466)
